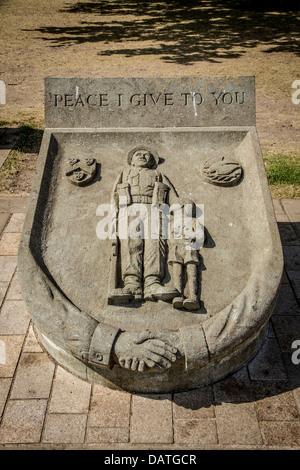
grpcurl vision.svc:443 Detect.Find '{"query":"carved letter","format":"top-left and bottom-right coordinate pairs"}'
top-left (130, 94), bottom-right (142, 106)
top-left (235, 91), bottom-right (245, 104)
top-left (54, 94), bottom-right (63, 106)
top-left (164, 93), bottom-right (174, 105)
top-left (99, 94), bottom-right (109, 106)
top-left (211, 91), bottom-right (222, 105)
top-left (149, 93), bottom-right (161, 105)
top-left (192, 93), bottom-right (202, 105)
top-left (74, 94), bottom-right (84, 107)
top-left (64, 94), bottom-right (74, 106)
top-left (181, 93), bottom-right (190, 105)
top-left (222, 92), bottom-right (233, 105)
top-left (87, 94), bottom-right (97, 106)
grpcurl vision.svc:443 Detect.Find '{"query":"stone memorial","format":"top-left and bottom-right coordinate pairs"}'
top-left (18, 76), bottom-right (283, 393)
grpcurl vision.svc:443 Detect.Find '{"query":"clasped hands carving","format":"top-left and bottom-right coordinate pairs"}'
top-left (113, 329), bottom-right (181, 372)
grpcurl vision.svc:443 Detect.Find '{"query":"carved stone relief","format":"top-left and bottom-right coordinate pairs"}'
top-left (17, 77), bottom-right (283, 393)
top-left (108, 147), bottom-right (202, 311)
top-left (202, 156), bottom-right (243, 186)
top-left (66, 157), bottom-right (96, 186)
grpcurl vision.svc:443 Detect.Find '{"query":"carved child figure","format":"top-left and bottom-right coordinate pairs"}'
top-left (168, 201), bottom-right (201, 311)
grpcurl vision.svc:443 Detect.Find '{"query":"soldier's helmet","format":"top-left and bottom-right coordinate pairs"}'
top-left (127, 146), bottom-right (160, 167)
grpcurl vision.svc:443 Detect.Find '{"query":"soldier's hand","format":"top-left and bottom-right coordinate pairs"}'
top-left (113, 331), bottom-right (179, 372)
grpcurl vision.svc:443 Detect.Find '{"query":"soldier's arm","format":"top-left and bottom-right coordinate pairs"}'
top-left (161, 174), bottom-right (179, 206)
top-left (111, 172), bottom-right (123, 210)
top-left (88, 323), bottom-right (121, 369)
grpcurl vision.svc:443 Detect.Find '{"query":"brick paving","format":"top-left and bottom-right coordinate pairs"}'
top-left (0, 197), bottom-right (299, 450)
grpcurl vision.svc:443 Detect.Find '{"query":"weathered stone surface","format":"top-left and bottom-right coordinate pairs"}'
top-left (10, 352), bottom-right (55, 399)
top-left (42, 413), bottom-right (87, 444)
top-left (0, 300), bottom-right (30, 335)
top-left (86, 426), bottom-right (129, 444)
top-left (4, 213), bottom-right (26, 233)
top-left (173, 386), bottom-right (215, 419)
top-left (88, 385), bottom-right (130, 428)
top-left (0, 378), bottom-right (11, 417)
top-left (0, 233), bottom-right (21, 256)
top-left (260, 421), bottom-right (300, 447)
top-left (45, 76), bottom-right (255, 129)
top-left (0, 399), bottom-right (47, 443)
top-left (0, 335), bottom-right (24, 378)
top-left (6, 272), bottom-right (23, 301)
top-left (0, 282), bottom-right (9, 307)
top-left (273, 282), bottom-right (300, 316)
top-left (174, 418), bottom-right (218, 445)
top-left (49, 366), bottom-right (91, 413)
top-left (18, 76), bottom-right (283, 393)
top-left (0, 255), bottom-right (17, 282)
top-left (23, 325), bottom-right (43, 353)
top-left (253, 381), bottom-right (300, 421)
top-left (248, 337), bottom-right (287, 381)
top-left (215, 402), bottom-right (263, 445)
top-left (130, 394), bottom-right (173, 444)
top-left (0, 213), bottom-right (10, 234)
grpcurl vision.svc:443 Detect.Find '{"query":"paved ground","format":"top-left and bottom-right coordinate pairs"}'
top-left (0, 197), bottom-right (299, 450)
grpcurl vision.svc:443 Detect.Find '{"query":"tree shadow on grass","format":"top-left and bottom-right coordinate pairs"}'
top-left (27, 0), bottom-right (300, 65)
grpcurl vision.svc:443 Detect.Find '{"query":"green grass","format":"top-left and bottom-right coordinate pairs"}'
top-left (264, 153), bottom-right (300, 199)
top-left (0, 120), bottom-right (10, 127)
top-left (0, 124), bottom-right (42, 193)
top-left (265, 154), bottom-right (300, 185)
top-left (14, 124), bottom-right (43, 153)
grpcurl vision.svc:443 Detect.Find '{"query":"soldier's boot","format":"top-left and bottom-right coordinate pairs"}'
top-left (183, 265), bottom-right (199, 310)
top-left (171, 264), bottom-right (184, 309)
top-left (172, 297), bottom-right (184, 309)
top-left (123, 275), bottom-right (143, 298)
top-left (183, 297), bottom-right (200, 311)
top-left (144, 276), bottom-right (179, 302)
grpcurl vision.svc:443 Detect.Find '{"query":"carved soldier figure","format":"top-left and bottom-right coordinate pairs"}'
top-left (110, 146), bottom-right (179, 303)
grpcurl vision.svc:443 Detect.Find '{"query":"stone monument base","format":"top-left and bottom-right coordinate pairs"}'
top-left (18, 77), bottom-right (283, 395)
top-left (36, 323), bottom-right (268, 393)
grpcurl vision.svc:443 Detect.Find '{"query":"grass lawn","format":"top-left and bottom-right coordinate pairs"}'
top-left (0, 1), bottom-right (299, 198)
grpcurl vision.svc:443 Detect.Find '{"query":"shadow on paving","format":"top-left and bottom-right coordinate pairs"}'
top-left (27, 0), bottom-right (300, 64)
top-left (133, 220), bottom-right (300, 411)
top-left (133, 328), bottom-right (300, 412)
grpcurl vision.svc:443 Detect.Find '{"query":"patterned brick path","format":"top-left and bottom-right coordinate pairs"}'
top-left (0, 197), bottom-right (299, 450)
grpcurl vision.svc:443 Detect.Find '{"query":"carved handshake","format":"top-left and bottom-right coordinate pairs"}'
top-left (113, 329), bottom-right (181, 372)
